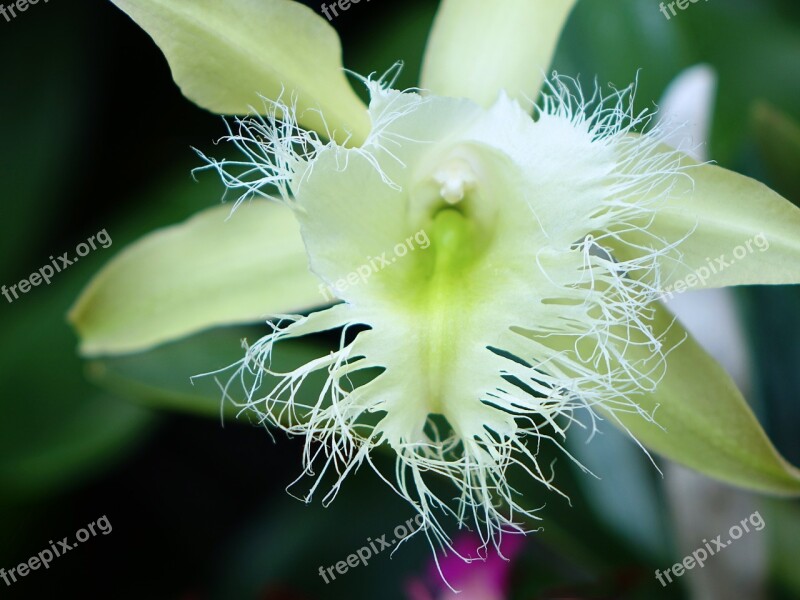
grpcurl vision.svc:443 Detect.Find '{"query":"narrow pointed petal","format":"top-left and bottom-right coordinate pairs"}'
top-left (110, 0), bottom-right (370, 144)
top-left (603, 303), bottom-right (800, 496)
top-left (636, 68), bottom-right (800, 290)
top-left (657, 66), bottom-right (753, 389)
top-left (657, 64), bottom-right (717, 162)
top-left (609, 151), bottom-right (800, 291)
top-left (420, 0), bottom-right (576, 109)
top-left (69, 201), bottom-right (321, 356)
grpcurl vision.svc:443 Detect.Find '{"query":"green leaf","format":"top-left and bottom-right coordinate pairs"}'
top-left (86, 326), bottom-right (328, 420)
top-left (740, 286), bottom-right (800, 467)
top-left (553, 0), bottom-right (689, 115)
top-left (553, 0), bottom-right (800, 167)
top-left (0, 11), bottom-right (85, 282)
top-left (210, 454), bottom-right (426, 599)
top-left (606, 303), bottom-right (800, 496)
top-left (0, 278), bottom-right (154, 501)
top-left (110, 0), bottom-right (370, 144)
top-left (751, 101), bottom-right (800, 203)
top-left (609, 151), bottom-right (800, 291)
top-left (679, 4), bottom-right (800, 167)
top-left (765, 499), bottom-right (800, 595)
top-left (0, 12), bottom-right (157, 502)
top-left (420, 0), bottom-right (576, 109)
top-left (0, 394), bottom-right (153, 500)
top-left (566, 424), bottom-right (670, 561)
top-left (69, 200), bottom-right (323, 357)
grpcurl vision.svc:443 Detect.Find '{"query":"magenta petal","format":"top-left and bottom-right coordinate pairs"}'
top-left (410, 532), bottom-right (525, 599)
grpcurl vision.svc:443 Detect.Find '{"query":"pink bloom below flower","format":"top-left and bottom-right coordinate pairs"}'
top-left (406, 533), bottom-right (526, 600)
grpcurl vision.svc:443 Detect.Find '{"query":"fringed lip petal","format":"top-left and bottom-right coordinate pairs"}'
top-left (204, 79), bottom-right (759, 555)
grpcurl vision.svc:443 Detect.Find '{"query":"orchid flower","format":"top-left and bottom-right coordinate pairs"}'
top-left (71, 0), bottom-right (800, 561)
top-left (406, 532), bottom-right (525, 600)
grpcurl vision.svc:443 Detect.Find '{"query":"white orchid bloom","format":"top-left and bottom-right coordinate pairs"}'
top-left (71, 0), bottom-right (800, 562)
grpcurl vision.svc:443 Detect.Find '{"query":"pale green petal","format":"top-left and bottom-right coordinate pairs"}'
top-left (609, 150), bottom-right (800, 291)
top-left (289, 91), bottom-right (650, 448)
top-left (605, 303), bottom-right (800, 496)
top-left (69, 201), bottom-right (321, 357)
top-left (110, 0), bottom-right (369, 144)
top-left (420, 0), bottom-right (576, 109)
